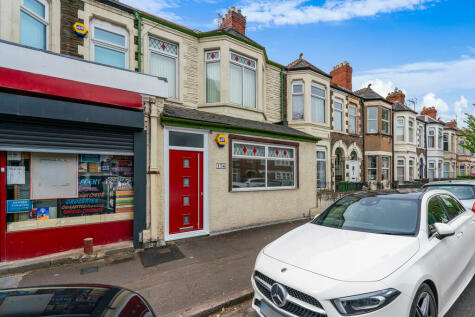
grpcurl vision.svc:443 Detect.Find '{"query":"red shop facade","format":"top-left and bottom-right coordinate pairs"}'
top-left (0, 41), bottom-right (166, 261)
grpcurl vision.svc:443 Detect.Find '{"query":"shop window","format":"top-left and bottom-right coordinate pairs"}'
top-left (229, 52), bottom-right (256, 108)
top-left (333, 98), bottom-right (343, 131)
top-left (91, 20), bottom-right (128, 69)
top-left (6, 152), bottom-right (134, 232)
top-left (348, 105), bottom-right (357, 134)
top-left (381, 108), bottom-right (390, 134)
top-left (292, 82), bottom-right (304, 120)
top-left (367, 156), bottom-right (377, 181)
top-left (316, 148), bottom-right (326, 188)
top-left (367, 107), bottom-right (377, 133)
top-left (205, 50), bottom-right (220, 103)
top-left (231, 141), bottom-right (296, 190)
top-left (149, 37), bottom-right (178, 98)
top-left (311, 84), bottom-right (325, 123)
top-left (20, 0), bottom-right (48, 50)
top-left (382, 156), bottom-right (390, 181)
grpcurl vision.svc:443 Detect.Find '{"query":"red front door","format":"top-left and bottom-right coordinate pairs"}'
top-left (169, 150), bottom-right (203, 234)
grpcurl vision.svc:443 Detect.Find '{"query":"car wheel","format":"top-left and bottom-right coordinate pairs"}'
top-left (410, 283), bottom-right (437, 317)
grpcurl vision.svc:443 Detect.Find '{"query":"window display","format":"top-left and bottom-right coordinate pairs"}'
top-left (6, 152), bottom-right (134, 232)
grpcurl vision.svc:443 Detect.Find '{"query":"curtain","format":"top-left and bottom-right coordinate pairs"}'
top-left (20, 11), bottom-right (46, 50)
top-left (206, 62), bottom-right (220, 103)
top-left (292, 95), bottom-right (304, 120)
top-left (243, 68), bottom-right (256, 108)
top-left (150, 52), bottom-right (176, 98)
top-left (229, 63), bottom-right (242, 105)
top-left (311, 97), bottom-right (325, 123)
top-left (94, 46), bottom-right (125, 68)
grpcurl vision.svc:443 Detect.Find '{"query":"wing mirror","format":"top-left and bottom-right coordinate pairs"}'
top-left (434, 223), bottom-right (455, 240)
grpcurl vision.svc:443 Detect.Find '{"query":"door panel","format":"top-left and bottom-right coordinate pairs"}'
top-left (0, 152), bottom-right (6, 261)
top-left (169, 150), bottom-right (203, 235)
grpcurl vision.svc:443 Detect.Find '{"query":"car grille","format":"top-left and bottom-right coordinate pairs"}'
top-left (254, 271), bottom-right (326, 317)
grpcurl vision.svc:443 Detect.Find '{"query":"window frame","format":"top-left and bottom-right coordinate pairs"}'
top-left (428, 128), bottom-right (435, 148)
top-left (367, 155), bottom-right (378, 181)
top-left (409, 158), bottom-right (415, 181)
top-left (333, 98), bottom-right (343, 131)
top-left (408, 119), bottom-right (414, 143)
top-left (348, 104), bottom-right (357, 134)
top-left (20, 0), bottom-right (49, 50)
top-left (229, 51), bottom-right (257, 108)
top-left (367, 106), bottom-right (378, 133)
top-left (427, 195), bottom-right (451, 238)
top-left (396, 117), bottom-right (405, 142)
top-left (291, 81), bottom-right (305, 121)
top-left (443, 162), bottom-right (450, 178)
top-left (229, 137), bottom-right (298, 192)
top-left (205, 50), bottom-right (221, 104)
top-left (443, 133), bottom-right (449, 151)
top-left (316, 147), bottom-right (326, 189)
top-left (438, 129), bottom-right (443, 149)
top-left (397, 157), bottom-right (405, 182)
top-left (418, 125), bottom-right (424, 148)
top-left (381, 108), bottom-right (390, 134)
top-left (90, 19), bottom-right (129, 69)
top-left (382, 156), bottom-right (390, 181)
top-left (149, 36), bottom-right (179, 99)
top-left (311, 83), bottom-right (326, 123)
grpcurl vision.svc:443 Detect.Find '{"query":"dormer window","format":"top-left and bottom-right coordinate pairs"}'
top-left (229, 52), bottom-right (256, 108)
top-left (205, 50), bottom-right (220, 103)
top-left (311, 84), bottom-right (325, 123)
top-left (291, 82), bottom-right (304, 120)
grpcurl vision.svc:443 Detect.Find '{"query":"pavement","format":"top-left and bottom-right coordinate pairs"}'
top-left (3, 219), bottom-right (307, 316)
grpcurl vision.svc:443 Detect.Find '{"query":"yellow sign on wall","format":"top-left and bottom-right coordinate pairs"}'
top-left (216, 134), bottom-right (227, 147)
top-left (73, 22), bottom-right (88, 37)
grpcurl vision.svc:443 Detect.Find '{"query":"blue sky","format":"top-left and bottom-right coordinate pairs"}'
top-left (122, 0), bottom-right (475, 126)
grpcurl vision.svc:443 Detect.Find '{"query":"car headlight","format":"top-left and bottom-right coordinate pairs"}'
top-left (332, 288), bottom-right (400, 315)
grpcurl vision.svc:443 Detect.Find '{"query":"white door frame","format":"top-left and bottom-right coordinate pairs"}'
top-left (164, 127), bottom-right (209, 241)
top-left (349, 160), bottom-right (358, 182)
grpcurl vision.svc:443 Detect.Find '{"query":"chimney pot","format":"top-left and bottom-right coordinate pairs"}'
top-left (220, 6), bottom-right (246, 35)
top-left (330, 61), bottom-right (353, 91)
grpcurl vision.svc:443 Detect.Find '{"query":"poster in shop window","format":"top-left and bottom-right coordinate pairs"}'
top-left (30, 153), bottom-right (78, 199)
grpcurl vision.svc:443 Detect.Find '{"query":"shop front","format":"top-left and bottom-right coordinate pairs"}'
top-left (0, 41), bottom-right (167, 261)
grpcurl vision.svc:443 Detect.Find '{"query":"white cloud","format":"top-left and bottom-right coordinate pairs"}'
top-left (120, 0), bottom-right (181, 20)
top-left (422, 93), bottom-right (449, 113)
top-left (236, 0), bottom-right (436, 27)
top-left (418, 93), bottom-right (471, 127)
top-left (354, 56), bottom-right (475, 97)
top-left (361, 79), bottom-right (396, 98)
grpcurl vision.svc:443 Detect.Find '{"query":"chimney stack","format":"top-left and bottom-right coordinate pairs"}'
top-left (386, 88), bottom-right (406, 104)
top-left (421, 106), bottom-right (437, 119)
top-left (445, 120), bottom-right (457, 129)
top-left (330, 61), bottom-right (352, 91)
top-left (219, 7), bottom-right (246, 35)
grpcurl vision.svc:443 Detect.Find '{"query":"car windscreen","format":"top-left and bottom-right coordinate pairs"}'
top-left (424, 185), bottom-right (475, 200)
top-left (313, 196), bottom-right (419, 235)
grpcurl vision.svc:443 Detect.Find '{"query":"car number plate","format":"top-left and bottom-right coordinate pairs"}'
top-left (260, 301), bottom-right (284, 317)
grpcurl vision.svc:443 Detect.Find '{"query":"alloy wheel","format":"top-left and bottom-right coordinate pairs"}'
top-left (415, 291), bottom-right (436, 317)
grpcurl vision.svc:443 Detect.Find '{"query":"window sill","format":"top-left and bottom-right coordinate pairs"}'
top-left (231, 186), bottom-right (297, 192)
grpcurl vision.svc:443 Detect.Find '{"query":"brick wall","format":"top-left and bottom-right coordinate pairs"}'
top-left (60, 0), bottom-right (84, 58)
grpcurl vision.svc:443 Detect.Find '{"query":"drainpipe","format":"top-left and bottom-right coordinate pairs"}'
top-left (134, 11), bottom-right (142, 72)
top-left (392, 109), bottom-right (395, 188)
top-left (280, 68), bottom-right (285, 124)
top-left (361, 99), bottom-right (366, 183)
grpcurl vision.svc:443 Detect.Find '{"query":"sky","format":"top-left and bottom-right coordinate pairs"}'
top-left (122, 0), bottom-right (475, 126)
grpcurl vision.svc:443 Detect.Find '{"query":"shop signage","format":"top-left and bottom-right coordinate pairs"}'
top-left (7, 200), bottom-right (32, 213)
top-left (216, 163), bottom-right (226, 169)
top-left (80, 154), bottom-right (101, 162)
top-left (37, 207), bottom-right (50, 220)
top-left (216, 134), bottom-right (228, 147)
top-left (73, 22), bottom-right (88, 37)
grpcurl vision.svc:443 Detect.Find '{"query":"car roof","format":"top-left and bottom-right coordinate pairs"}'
top-left (424, 180), bottom-right (475, 186)
top-left (348, 191), bottom-right (425, 200)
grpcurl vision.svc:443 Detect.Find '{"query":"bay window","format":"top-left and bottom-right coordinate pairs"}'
top-left (452, 163), bottom-right (456, 178)
top-left (368, 156), bottom-right (377, 181)
top-left (230, 52), bottom-right (256, 108)
top-left (231, 141), bottom-right (296, 190)
top-left (428, 129), bottom-right (435, 148)
top-left (428, 161), bottom-right (435, 180)
top-left (459, 140), bottom-right (465, 155)
top-left (438, 162), bottom-right (442, 178)
top-left (397, 158), bottom-right (405, 182)
top-left (367, 107), bottom-right (378, 133)
top-left (20, 0), bottom-right (48, 50)
top-left (311, 84), bottom-right (326, 123)
top-left (418, 126), bottom-right (424, 148)
top-left (451, 134), bottom-right (455, 152)
top-left (91, 20), bottom-right (128, 69)
top-left (408, 119), bottom-right (414, 143)
top-left (460, 165), bottom-right (465, 176)
top-left (292, 82), bottom-right (304, 120)
top-left (316, 148), bottom-right (326, 188)
top-left (382, 108), bottom-right (390, 134)
top-left (333, 98), bottom-right (343, 131)
top-left (443, 133), bottom-right (448, 151)
top-left (438, 130), bottom-right (442, 149)
top-left (409, 158), bottom-right (414, 181)
top-left (205, 50), bottom-right (220, 103)
top-left (149, 37), bottom-right (178, 98)
top-left (382, 156), bottom-right (390, 181)
top-left (443, 162), bottom-right (449, 178)
top-left (396, 117), bottom-right (405, 142)
top-left (349, 105), bottom-right (357, 134)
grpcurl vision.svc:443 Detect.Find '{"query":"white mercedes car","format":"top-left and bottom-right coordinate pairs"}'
top-left (251, 190), bottom-right (475, 317)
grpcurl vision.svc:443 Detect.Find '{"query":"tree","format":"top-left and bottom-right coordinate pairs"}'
top-left (459, 106), bottom-right (475, 153)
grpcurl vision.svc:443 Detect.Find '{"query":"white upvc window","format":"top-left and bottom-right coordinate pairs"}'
top-left (438, 129), bottom-right (443, 149)
top-left (367, 107), bottom-right (378, 133)
top-left (438, 161), bottom-right (442, 178)
top-left (368, 156), bottom-right (377, 181)
top-left (349, 104), bottom-right (357, 134)
top-left (459, 140), bottom-right (465, 155)
top-left (443, 162), bottom-right (450, 178)
top-left (382, 156), bottom-right (390, 181)
top-left (311, 83), bottom-right (325, 123)
top-left (149, 37), bottom-right (178, 98)
top-left (443, 133), bottom-right (449, 151)
top-left (229, 52), bottom-right (256, 108)
top-left (205, 50), bottom-right (220, 103)
top-left (408, 119), bottom-right (414, 143)
top-left (333, 98), bottom-right (343, 131)
top-left (396, 157), bottom-right (405, 183)
top-left (291, 81), bottom-right (304, 120)
top-left (316, 147), bottom-right (326, 188)
top-left (231, 141), bottom-right (296, 191)
top-left (409, 158), bottom-right (415, 181)
top-left (428, 128), bottom-right (435, 148)
top-left (396, 117), bottom-right (405, 142)
top-left (20, 0), bottom-right (49, 50)
top-left (428, 161), bottom-right (435, 180)
top-left (452, 163), bottom-right (456, 178)
top-left (418, 125), bottom-right (424, 148)
top-left (381, 108), bottom-right (390, 134)
top-left (91, 20), bottom-right (128, 69)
